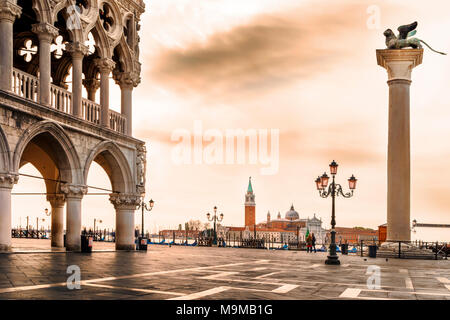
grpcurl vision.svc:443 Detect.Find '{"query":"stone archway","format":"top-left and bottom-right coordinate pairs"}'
top-left (84, 141), bottom-right (140, 250)
top-left (12, 120), bottom-right (82, 249)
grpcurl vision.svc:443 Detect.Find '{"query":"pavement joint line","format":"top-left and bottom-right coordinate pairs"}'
top-left (399, 269), bottom-right (408, 274)
top-left (81, 282), bottom-right (186, 296)
top-left (200, 272), bottom-right (239, 280)
top-left (405, 277), bottom-right (414, 290)
top-left (250, 267), bottom-right (268, 271)
top-left (168, 286), bottom-right (230, 300)
top-left (446, 285), bottom-right (450, 291)
top-left (254, 271), bottom-right (285, 279)
top-left (436, 277), bottom-right (450, 284)
top-left (271, 284), bottom-right (299, 293)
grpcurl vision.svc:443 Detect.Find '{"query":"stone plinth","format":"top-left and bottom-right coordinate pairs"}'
top-left (376, 49), bottom-right (423, 242)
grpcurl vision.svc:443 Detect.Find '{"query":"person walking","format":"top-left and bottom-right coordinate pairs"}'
top-left (306, 233), bottom-right (312, 253)
top-left (311, 233), bottom-right (317, 253)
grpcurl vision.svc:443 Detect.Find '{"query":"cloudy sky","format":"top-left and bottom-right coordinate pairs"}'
top-left (13, 0), bottom-right (450, 241)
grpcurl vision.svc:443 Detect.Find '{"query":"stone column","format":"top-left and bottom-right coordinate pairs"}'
top-left (32, 23), bottom-right (59, 106)
top-left (47, 194), bottom-right (65, 248)
top-left (66, 42), bottom-right (88, 118)
top-left (0, 174), bottom-right (18, 251)
top-left (110, 193), bottom-right (141, 250)
top-left (95, 58), bottom-right (116, 128)
top-left (0, 1), bottom-right (21, 91)
top-left (377, 49), bottom-right (423, 242)
top-left (83, 78), bottom-right (100, 102)
top-left (61, 184), bottom-right (87, 251)
top-left (114, 72), bottom-right (137, 136)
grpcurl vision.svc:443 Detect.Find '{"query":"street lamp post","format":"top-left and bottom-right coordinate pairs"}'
top-left (206, 206), bottom-right (223, 245)
top-left (315, 160), bottom-right (357, 265)
top-left (137, 198), bottom-right (154, 239)
top-left (94, 219), bottom-right (102, 240)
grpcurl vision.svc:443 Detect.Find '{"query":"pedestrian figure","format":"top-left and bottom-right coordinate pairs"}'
top-left (311, 233), bottom-right (317, 253)
top-left (306, 234), bottom-right (313, 253)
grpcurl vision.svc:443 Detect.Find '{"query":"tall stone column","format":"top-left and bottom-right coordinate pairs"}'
top-left (32, 23), bottom-right (59, 106)
top-left (0, 1), bottom-right (21, 91)
top-left (66, 42), bottom-right (88, 118)
top-left (95, 58), bottom-right (116, 128)
top-left (61, 184), bottom-right (87, 251)
top-left (110, 193), bottom-right (141, 250)
top-left (47, 194), bottom-right (65, 248)
top-left (377, 49), bottom-right (423, 242)
top-left (0, 174), bottom-right (18, 251)
top-left (114, 72), bottom-right (138, 136)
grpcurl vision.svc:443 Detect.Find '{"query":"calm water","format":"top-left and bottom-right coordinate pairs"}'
top-left (411, 228), bottom-right (450, 243)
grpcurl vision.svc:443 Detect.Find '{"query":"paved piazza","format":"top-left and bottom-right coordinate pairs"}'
top-left (0, 240), bottom-right (449, 300)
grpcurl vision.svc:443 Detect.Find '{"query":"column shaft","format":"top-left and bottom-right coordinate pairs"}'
top-left (0, 19), bottom-right (13, 91)
top-left (0, 187), bottom-right (12, 251)
top-left (100, 70), bottom-right (110, 127)
top-left (65, 197), bottom-right (82, 251)
top-left (115, 208), bottom-right (135, 250)
top-left (51, 205), bottom-right (64, 247)
top-left (71, 55), bottom-right (83, 118)
top-left (121, 86), bottom-right (133, 135)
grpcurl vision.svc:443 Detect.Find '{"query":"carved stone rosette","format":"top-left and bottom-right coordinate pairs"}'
top-left (0, 173), bottom-right (18, 189)
top-left (60, 184), bottom-right (88, 199)
top-left (109, 193), bottom-right (141, 210)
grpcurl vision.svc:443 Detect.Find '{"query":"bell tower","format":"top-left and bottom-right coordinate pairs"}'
top-left (245, 177), bottom-right (255, 227)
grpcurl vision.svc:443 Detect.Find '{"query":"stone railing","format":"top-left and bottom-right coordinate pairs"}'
top-left (8, 69), bottom-right (127, 134)
top-left (109, 110), bottom-right (126, 134)
top-left (12, 68), bottom-right (39, 103)
top-left (82, 99), bottom-right (101, 125)
top-left (50, 84), bottom-right (72, 114)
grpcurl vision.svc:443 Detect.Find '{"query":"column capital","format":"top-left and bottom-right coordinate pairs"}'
top-left (0, 0), bottom-right (21, 23)
top-left (376, 49), bottom-right (423, 81)
top-left (47, 194), bottom-right (65, 207)
top-left (66, 42), bottom-right (89, 59)
top-left (83, 78), bottom-right (100, 90)
top-left (60, 184), bottom-right (87, 199)
top-left (94, 58), bottom-right (116, 73)
top-left (113, 71), bottom-right (139, 89)
top-left (32, 23), bottom-right (59, 43)
top-left (0, 173), bottom-right (18, 189)
top-left (109, 193), bottom-right (141, 210)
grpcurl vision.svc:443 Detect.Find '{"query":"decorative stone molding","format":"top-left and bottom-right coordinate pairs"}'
top-left (0, 173), bottom-right (18, 189)
top-left (0, 0), bottom-right (21, 23)
top-left (109, 193), bottom-right (141, 209)
top-left (136, 144), bottom-right (146, 194)
top-left (113, 71), bottom-right (140, 89)
top-left (60, 183), bottom-right (88, 199)
top-left (376, 49), bottom-right (423, 82)
top-left (65, 42), bottom-right (89, 58)
top-left (94, 58), bottom-right (116, 73)
top-left (32, 23), bottom-right (59, 43)
top-left (47, 194), bottom-right (66, 207)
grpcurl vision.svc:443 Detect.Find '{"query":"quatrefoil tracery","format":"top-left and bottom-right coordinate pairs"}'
top-left (99, 3), bottom-right (114, 33)
top-left (19, 39), bottom-right (38, 62)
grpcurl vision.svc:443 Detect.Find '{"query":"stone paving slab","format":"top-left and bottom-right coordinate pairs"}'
top-left (0, 242), bottom-right (448, 300)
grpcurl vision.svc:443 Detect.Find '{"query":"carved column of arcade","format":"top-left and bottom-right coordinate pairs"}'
top-left (95, 58), bottom-right (116, 128)
top-left (82, 78), bottom-right (100, 102)
top-left (66, 42), bottom-right (89, 118)
top-left (377, 49), bottom-right (423, 242)
top-left (114, 72), bottom-right (138, 136)
top-left (109, 193), bottom-right (141, 250)
top-left (0, 1), bottom-right (21, 91)
top-left (61, 184), bottom-right (87, 251)
top-left (47, 194), bottom-right (65, 248)
top-left (0, 174), bottom-right (18, 251)
top-left (32, 23), bottom-right (59, 106)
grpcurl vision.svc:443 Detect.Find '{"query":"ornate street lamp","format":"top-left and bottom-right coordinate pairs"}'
top-left (206, 206), bottom-right (224, 245)
top-left (316, 160), bottom-right (357, 265)
top-left (137, 198), bottom-right (154, 239)
top-left (44, 208), bottom-right (51, 216)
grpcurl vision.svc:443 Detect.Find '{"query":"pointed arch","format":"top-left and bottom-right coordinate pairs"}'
top-left (0, 125), bottom-right (11, 173)
top-left (84, 141), bottom-right (134, 194)
top-left (13, 121), bottom-right (82, 187)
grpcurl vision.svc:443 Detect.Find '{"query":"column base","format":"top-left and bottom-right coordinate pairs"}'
top-left (116, 244), bottom-right (136, 251)
top-left (66, 244), bottom-right (81, 252)
top-left (325, 255), bottom-right (340, 265)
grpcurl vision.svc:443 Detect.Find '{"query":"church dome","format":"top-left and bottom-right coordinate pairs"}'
top-left (285, 205), bottom-right (299, 220)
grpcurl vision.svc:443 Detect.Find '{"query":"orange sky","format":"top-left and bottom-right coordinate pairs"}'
top-left (12, 0), bottom-right (450, 241)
